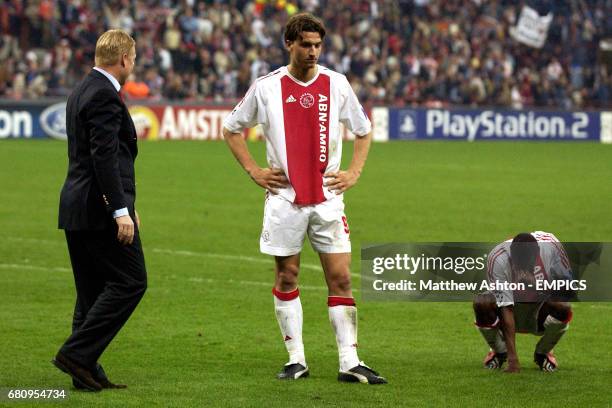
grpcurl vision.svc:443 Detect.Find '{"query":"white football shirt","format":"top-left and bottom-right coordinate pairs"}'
top-left (487, 231), bottom-right (573, 307)
top-left (223, 65), bottom-right (371, 205)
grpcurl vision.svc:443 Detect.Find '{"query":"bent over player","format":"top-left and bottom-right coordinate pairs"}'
top-left (473, 231), bottom-right (574, 373)
top-left (223, 13), bottom-right (386, 384)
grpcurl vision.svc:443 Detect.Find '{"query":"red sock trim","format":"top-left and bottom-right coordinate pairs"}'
top-left (328, 296), bottom-right (356, 307)
top-left (272, 287), bottom-right (299, 301)
top-left (562, 310), bottom-right (573, 324)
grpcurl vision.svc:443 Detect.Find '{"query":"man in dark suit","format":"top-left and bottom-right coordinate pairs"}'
top-left (54, 29), bottom-right (147, 392)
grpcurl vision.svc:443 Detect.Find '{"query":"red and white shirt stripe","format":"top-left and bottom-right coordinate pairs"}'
top-left (224, 65), bottom-right (371, 205)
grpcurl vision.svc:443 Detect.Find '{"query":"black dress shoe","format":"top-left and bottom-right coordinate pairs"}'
top-left (73, 364), bottom-right (127, 390)
top-left (52, 352), bottom-right (102, 392)
top-left (98, 378), bottom-right (127, 389)
top-left (74, 378), bottom-right (127, 389)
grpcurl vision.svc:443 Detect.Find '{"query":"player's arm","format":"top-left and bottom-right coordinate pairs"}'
top-left (326, 75), bottom-right (373, 194)
top-left (324, 132), bottom-right (371, 194)
top-left (499, 306), bottom-right (520, 373)
top-left (222, 82), bottom-right (289, 194)
top-left (488, 250), bottom-right (519, 372)
top-left (223, 127), bottom-right (288, 194)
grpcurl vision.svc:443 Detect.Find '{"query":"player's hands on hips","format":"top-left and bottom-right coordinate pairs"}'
top-left (115, 214), bottom-right (134, 245)
top-left (249, 167), bottom-right (289, 194)
top-left (324, 170), bottom-right (360, 194)
top-left (505, 357), bottom-right (520, 373)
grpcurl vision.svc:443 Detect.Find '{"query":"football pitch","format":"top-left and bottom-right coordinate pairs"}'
top-left (0, 140), bottom-right (611, 407)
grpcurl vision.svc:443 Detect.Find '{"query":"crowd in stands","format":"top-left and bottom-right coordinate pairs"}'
top-left (0, 0), bottom-right (610, 108)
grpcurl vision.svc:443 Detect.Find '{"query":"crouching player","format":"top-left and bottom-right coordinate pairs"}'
top-left (473, 232), bottom-right (574, 373)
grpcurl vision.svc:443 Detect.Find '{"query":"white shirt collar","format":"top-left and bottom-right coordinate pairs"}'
top-left (284, 65), bottom-right (320, 87)
top-left (93, 67), bottom-right (121, 92)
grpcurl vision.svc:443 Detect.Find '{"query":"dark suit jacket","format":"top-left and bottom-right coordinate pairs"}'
top-left (59, 69), bottom-right (138, 230)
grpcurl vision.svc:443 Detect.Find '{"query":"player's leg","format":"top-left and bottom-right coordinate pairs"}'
top-left (533, 301), bottom-right (572, 372)
top-left (318, 252), bottom-right (386, 384)
top-left (273, 254), bottom-right (309, 379)
top-left (319, 252), bottom-right (356, 369)
top-left (308, 195), bottom-right (387, 385)
top-left (260, 194), bottom-right (310, 380)
top-left (473, 292), bottom-right (507, 369)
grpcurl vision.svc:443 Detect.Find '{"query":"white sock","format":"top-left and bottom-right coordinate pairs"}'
top-left (535, 314), bottom-right (570, 355)
top-left (476, 317), bottom-right (507, 354)
top-left (273, 288), bottom-right (305, 366)
top-left (328, 296), bottom-right (360, 372)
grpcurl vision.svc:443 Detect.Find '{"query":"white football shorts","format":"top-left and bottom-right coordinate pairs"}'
top-left (260, 193), bottom-right (351, 256)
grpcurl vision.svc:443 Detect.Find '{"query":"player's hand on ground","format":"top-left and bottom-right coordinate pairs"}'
top-left (115, 215), bottom-right (134, 245)
top-left (324, 170), bottom-right (360, 194)
top-left (249, 167), bottom-right (289, 194)
top-left (504, 358), bottom-right (520, 373)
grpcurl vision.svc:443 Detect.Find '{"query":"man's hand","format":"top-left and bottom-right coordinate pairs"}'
top-left (135, 210), bottom-right (141, 229)
top-left (249, 167), bottom-right (289, 194)
top-left (324, 170), bottom-right (360, 194)
top-left (516, 269), bottom-right (536, 287)
top-left (224, 128), bottom-right (288, 194)
top-left (505, 357), bottom-right (520, 373)
top-left (115, 215), bottom-right (134, 245)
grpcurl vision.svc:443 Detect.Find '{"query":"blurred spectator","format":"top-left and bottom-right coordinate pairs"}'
top-left (0, 0), bottom-right (609, 109)
top-left (123, 74), bottom-right (150, 99)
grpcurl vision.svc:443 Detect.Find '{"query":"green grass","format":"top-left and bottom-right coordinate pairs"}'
top-left (0, 140), bottom-right (611, 407)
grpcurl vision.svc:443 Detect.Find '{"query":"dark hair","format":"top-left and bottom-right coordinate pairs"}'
top-left (284, 13), bottom-right (326, 43)
top-left (510, 233), bottom-right (539, 272)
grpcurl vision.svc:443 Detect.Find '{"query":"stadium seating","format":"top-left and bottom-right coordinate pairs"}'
top-left (0, 0), bottom-right (610, 108)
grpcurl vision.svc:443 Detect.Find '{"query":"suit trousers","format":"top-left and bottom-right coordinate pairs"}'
top-left (60, 227), bottom-right (147, 369)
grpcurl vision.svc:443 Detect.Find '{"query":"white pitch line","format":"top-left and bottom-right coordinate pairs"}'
top-left (152, 248), bottom-right (322, 271)
top-left (0, 263), bottom-right (70, 272)
top-left (6, 238), bottom-right (321, 272)
top-left (7, 237), bottom-right (63, 245)
top-left (186, 277), bottom-right (333, 291)
top-left (0, 262), bottom-right (355, 292)
top-left (152, 247), bottom-right (363, 279)
top-left (6, 237), bottom-right (365, 279)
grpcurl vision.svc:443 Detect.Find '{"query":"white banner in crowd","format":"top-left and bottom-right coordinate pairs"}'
top-left (510, 5), bottom-right (553, 49)
top-left (601, 112), bottom-right (612, 144)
